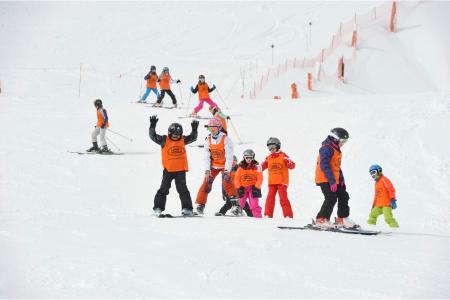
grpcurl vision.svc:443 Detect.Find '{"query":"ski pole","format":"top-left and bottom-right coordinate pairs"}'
top-left (106, 136), bottom-right (120, 151)
top-left (228, 118), bottom-right (243, 144)
top-left (178, 83), bottom-right (183, 107)
top-left (215, 87), bottom-right (229, 110)
top-left (107, 128), bottom-right (133, 142)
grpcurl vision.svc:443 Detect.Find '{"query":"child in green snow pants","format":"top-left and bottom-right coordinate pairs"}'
top-left (368, 206), bottom-right (399, 228)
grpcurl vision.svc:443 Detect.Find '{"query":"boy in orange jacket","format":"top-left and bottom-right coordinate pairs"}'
top-left (367, 164), bottom-right (399, 228)
top-left (261, 137), bottom-right (295, 218)
top-left (235, 149), bottom-right (263, 218)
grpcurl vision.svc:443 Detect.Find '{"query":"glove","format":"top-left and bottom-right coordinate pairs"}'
top-left (149, 115), bottom-right (158, 128)
top-left (190, 86), bottom-right (195, 93)
top-left (204, 174), bottom-right (214, 193)
top-left (340, 180), bottom-right (346, 188)
top-left (226, 116), bottom-right (231, 120)
top-left (390, 198), bottom-right (397, 209)
top-left (100, 122), bottom-right (106, 129)
top-left (222, 170), bottom-right (231, 182)
top-left (330, 183), bottom-right (337, 192)
top-left (212, 84), bottom-right (216, 89)
top-left (191, 120), bottom-right (199, 131)
top-left (176, 80), bottom-right (181, 83)
top-left (237, 187), bottom-right (245, 198)
top-left (251, 186), bottom-right (262, 198)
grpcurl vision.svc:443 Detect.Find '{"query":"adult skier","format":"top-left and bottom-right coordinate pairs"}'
top-left (149, 115), bottom-right (199, 216)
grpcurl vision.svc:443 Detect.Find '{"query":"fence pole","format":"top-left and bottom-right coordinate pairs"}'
top-left (78, 62), bottom-right (82, 98)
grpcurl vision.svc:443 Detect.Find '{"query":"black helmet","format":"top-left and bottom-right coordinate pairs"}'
top-left (199, 74), bottom-right (205, 81)
top-left (150, 65), bottom-right (156, 71)
top-left (163, 67), bottom-right (169, 72)
top-left (94, 99), bottom-right (102, 107)
top-left (243, 149), bottom-right (255, 159)
top-left (267, 137), bottom-right (281, 151)
top-left (168, 123), bottom-right (183, 136)
top-left (329, 127), bottom-right (349, 144)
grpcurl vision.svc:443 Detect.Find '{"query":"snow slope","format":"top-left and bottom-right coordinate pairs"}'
top-left (1, 1), bottom-right (450, 298)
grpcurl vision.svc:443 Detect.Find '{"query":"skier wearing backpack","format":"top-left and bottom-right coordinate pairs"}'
top-left (149, 115), bottom-right (199, 216)
top-left (87, 99), bottom-right (112, 154)
top-left (261, 137), bottom-right (295, 218)
top-left (189, 74), bottom-right (219, 118)
top-left (139, 65), bottom-right (160, 103)
top-left (314, 128), bottom-right (356, 228)
top-left (367, 164), bottom-right (399, 228)
top-left (195, 117), bottom-right (234, 215)
top-left (153, 67), bottom-right (180, 108)
top-left (234, 149), bottom-right (263, 218)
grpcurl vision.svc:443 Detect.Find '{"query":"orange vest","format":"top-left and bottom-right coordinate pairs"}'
top-left (198, 83), bottom-right (210, 99)
top-left (266, 152), bottom-right (290, 185)
top-left (209, 136), bottom-right (226, 169)
top-left (161, 136), bottom-right (188, 172)
top-left (315, 146), bottom-right (341, 184)
top-left (373, 175), bottom-right (396, 207)
top-left (159, 73), bottom-right (171, 90)
top-left (146, 73), bottom-right (158, 88)
top-left (96, 109), bottom-right (109, 128)
top-left (235, 166), bottom-right (262, 188)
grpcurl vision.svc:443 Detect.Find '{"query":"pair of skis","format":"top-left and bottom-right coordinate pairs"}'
top-left (278, 221), bottom-right (382, 235)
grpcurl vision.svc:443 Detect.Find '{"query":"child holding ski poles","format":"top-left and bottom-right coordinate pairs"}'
top-left (87, 99), bottom-right (112, 154)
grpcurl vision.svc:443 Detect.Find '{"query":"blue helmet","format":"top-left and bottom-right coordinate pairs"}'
top-left (369, 164), bottom-right (382, 173)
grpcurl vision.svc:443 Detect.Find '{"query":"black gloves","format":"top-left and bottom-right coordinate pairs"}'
top-left (149, 115), bottom-right (158, 128)
top-left (191, 120), bottom-right (199, 131)
top-left (226, 116), bottom-right (231, 120)
top-left (251, 186), bottom-right (262, 198)
top-left (176, 80), bottom-right (181, 83)
top-left (237, 187), bottom-right (245, 198)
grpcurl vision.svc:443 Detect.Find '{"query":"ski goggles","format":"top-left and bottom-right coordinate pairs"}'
top-left (244, 156), bottom-right (253, 160)
top-left (339, 138), bottom-right (348, 146)
top-left (370, 170), bottom-right (379, 179)
top-left (267, 144), bottom-right (277, 151)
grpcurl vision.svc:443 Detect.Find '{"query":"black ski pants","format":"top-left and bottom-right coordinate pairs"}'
top-left (316, 182), bottom-right (350, 220)
top-left (219, 190), bottom-right (253, 217)
top-left (157, 89), bottom-right (177, 104)
top-left (154, 169), bottom-right (193, 211)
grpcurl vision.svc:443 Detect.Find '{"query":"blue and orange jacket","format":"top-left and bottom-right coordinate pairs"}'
top-left (96, 108), bottom-right (109, 128)
top-left (315, 136), bottom-right (344, 185)
top-left (144, 72), bottom-right (158, 89)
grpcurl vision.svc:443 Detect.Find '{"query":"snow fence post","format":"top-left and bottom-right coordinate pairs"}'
top-left (390, 1), bottom-right (397, 33)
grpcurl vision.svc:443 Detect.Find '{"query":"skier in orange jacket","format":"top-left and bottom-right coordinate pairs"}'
top-left (367, 164), bottom-right (399, 228)
top-left (87, 99), bottom-right (112, 154)
top-left (153, 67), bottom-right (180, 108)
top-left (261, 137), bottom-right (295, 218)
top-left (139, 65), bottom-right (160, 103)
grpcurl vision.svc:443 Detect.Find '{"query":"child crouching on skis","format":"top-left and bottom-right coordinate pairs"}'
top-left (234, 149), bottom-right (263, 218)
top-left (367, 164), bottom-right (399, 228)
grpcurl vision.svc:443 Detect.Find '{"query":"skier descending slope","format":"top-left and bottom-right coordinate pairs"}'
top-left (153, 67), bottom-right (180, 108)
top-left (149, 115), bottom-right (199, 217)
top-left (314, 128), bottom-right (357, 228)
top-left (87, 99), bottom-right (112, 154)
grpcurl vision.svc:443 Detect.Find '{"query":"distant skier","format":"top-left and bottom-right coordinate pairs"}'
top-left (87, 99), bottom-right (112, 154)
top-left (189, 74), bottom-right (218, 118)
top-left (261, 137), bottom-right (295, 218)
top-left (139, 65), bottom-right (160, 103)
top-left (367, 164), bottom-right (399, 228)
top-left (314, 128), bottom-right (356, 228)
top-left (149, 115), bottom-right (199, 216)
top-left (153, 67), bottom-right (180, 108)
top-left (215, 155), bottom-right (253, 217)
top-left (195, 118), bottom-right (234, 215)
top-left (234, 149), bottom-right (263, 218)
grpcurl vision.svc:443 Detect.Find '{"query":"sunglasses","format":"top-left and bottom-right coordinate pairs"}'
top-left (267, 144), bottom-right (277, 151)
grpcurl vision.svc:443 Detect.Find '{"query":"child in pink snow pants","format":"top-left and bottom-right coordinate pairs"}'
top-left (234, 149), bottom-right (263, 218)
top-left (190, 74), bottom-right (218, 117)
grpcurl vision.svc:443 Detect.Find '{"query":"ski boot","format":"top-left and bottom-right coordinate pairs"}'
top-left (230, 205), bottom-right (243, 217)
top-left (335, 217), bottom-right (360, 229)
top-left (214, 212), bottom-right (225, 216)
top-left (99, 145), bottom-right (113, 154)
top-left (314, 217), bottom-right (332, 229)
top-left (181, 208), bottom-right (194, 217)
top-left (152, 102), bottom-right (162, 107)
top-left (196, 204), bottom-right (205, 215)
top-left (86, 142), bottom-right (100, 153)
top-left (172, 103), bottom-right (177, 109)
top-left (153, 208), bottom-right (162, 217)
top-left (189, 111), bottom-right (198, 118)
